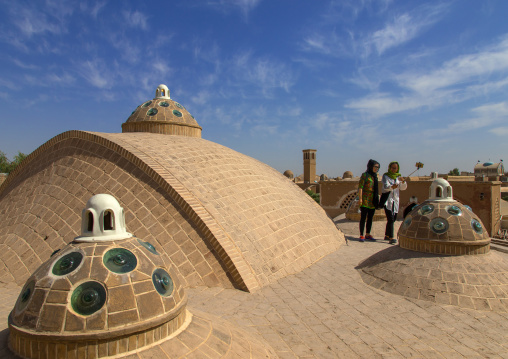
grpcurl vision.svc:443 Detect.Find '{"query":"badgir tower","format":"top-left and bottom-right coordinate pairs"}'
top-left (0, 85), bottom-right (344, 358)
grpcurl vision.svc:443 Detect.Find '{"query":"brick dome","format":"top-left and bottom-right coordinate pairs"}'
top-left (122, 85), bottom-right (202, 138)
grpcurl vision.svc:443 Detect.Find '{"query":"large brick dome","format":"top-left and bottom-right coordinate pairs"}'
top-left (0, 131), bottom-right (343, 293)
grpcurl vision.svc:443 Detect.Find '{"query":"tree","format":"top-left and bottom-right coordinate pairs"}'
top-left (448, 168), bottom-right (460, 176)
top-left (0, 151), bottom-right (27, 174)
top-left (306, 189), bottom-right (320, 204)
top-left (0, 151), bottom-right (10, 174)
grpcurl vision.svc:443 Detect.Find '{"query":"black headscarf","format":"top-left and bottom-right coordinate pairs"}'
top-left (366, 159), bottom-right (380, 208)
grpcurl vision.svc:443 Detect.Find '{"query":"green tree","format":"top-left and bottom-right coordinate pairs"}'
top-left (306, 189), bottom-right (320, 204)
top-left (0, 151), bottom-right (27, 174)
top-left (448, 168), bottom-right (460, 176)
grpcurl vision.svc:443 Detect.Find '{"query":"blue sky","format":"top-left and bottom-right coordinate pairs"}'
top-left (0, 0), bottom-right (507, 178)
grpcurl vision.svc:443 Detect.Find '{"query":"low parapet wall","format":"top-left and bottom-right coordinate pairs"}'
top-left (319, 178), bottom-right (501, 236)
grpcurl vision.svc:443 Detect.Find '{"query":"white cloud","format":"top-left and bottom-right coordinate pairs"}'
top-left (122, 10), bottom-right (148, 30)
top-left (347, 36), bottom-right (508, 118)
top-left (424, 102), bottom-right (508, 137)
top-left (364, 4), bottom-right (447, 56)
top-left (79, 60), bottom-right (112, 89)
top-left (11, 58), bottom-right (39, 70)
top-left (490, 127), bottom-right (508, 136)
top-left (203, 0), bottom-right (262, 20)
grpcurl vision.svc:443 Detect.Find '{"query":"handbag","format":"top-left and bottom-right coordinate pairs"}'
top-left (378, 191), bottom-right (390, 209)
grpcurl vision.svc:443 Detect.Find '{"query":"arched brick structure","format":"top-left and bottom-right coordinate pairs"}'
top-left (0, 131), bottom-right (343, 292)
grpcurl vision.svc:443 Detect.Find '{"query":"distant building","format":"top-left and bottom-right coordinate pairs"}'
top-left (474, 161), bottom-right (504, 181)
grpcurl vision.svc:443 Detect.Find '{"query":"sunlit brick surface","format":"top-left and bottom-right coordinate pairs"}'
top-left (0, 131), bottom-right (343, 292)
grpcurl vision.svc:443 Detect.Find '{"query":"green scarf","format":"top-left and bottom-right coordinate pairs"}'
top-left (384, 161), bottom-right (401, 180)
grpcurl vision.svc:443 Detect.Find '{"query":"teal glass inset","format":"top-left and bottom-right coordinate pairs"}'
top-left (446, 205), bottom-right (462, 216)
top-left (471, 219), bottom-right (483, 234)
top-left (103, 248), bottom-right (137, 274)
top-left (419, 204), bottom-right (434, 216)
top-left (147, 108), bottom-right (158, 116)
top-left (152, 268), bottom-right (174, 297)
top-left (175, 102), bottom-right (184, 109)
top-left (464, 205), bottom-right (473, 212)
top-left (159, 101), bottom-right (169, 107)
top-left (71, 281), bottom-right (106, 316)
top-left (17, 280), bottom-right (35, 311)
top-left (138, 239), bottom-right (159, 255)
top-left (142, 101), bottom-right (152, 108)
top-left (52, 252), bottom-right (83, 276)
top-left (430, 217), bottom-right (449, 234)
top-left (402, 216), bottom-right (412, 229)
top-left (172, 110), bottom-right (183, 117)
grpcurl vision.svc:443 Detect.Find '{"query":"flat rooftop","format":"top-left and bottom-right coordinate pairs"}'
top-left (2, 218), bottom-right (508, 358)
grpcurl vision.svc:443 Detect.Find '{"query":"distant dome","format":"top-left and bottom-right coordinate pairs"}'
top-left (283, 170), bottom-right (294, 179)
top-left (122, 84), bottom-right (202, 138)
top-left (342, 171), bottom-right (353, 179)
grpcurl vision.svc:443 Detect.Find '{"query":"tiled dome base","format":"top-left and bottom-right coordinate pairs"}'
top-left (399, 236), bottom-right (491, 255)
top-left (357, 246), bottom-right (508, 312)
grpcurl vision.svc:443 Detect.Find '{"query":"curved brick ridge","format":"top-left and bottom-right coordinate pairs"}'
top-left (357, 246), bottom-right (508, 312)
top-left (0, 131), bottom-right (235, 290)
top-left (0, 131), bottom-right (343, 292)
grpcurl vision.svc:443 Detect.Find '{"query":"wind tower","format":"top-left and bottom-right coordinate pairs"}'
top-left (303, 149), bottom-right (316, 183)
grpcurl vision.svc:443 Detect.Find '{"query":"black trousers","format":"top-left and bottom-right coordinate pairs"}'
top-left (384, 204), bottom-right (398, 238)
top-left (359, 207), bottom-right (375, 235)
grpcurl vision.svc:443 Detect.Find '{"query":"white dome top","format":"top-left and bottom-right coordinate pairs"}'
top-left (155, 84), bottom-right (170, 99)
top-left (429, 178), bottom-right (453, 202)
top-left (75, 194), bottom-right (132, 242)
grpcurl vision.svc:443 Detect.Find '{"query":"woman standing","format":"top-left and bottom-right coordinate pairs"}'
top-left (358, 159), bottom-right (380, 242)
top-left (382, 162), bottom-right (407, 244)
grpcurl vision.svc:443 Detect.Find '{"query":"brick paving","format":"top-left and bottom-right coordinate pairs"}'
top-left (185, 217), bottom-right (508, 358)
top-left (2, 217), bottom-right (508, 358)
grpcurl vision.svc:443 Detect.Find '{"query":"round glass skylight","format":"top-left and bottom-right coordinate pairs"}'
top-left (103, 248), bottom-right (137, 274)
top-left (152, 268), bottom-right (174, 297)
top-left (402, 215), bottom-right (412, 229)
top-left (419, 204), bottom-right (434, 216)
top-left (52, 252), bottom-right (83, 276)
top-left (147, 108), bottom-right (158, 116)
top-left (71, 281), bottom-right (107, 316)
top-left (446, 205), bottom-right (462, 216)
top-left (471, 219), bottom-right (483, 234)
top-left (430, 217), bottom-right (449, 234)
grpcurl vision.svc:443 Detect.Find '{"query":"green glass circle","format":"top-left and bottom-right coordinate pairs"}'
top-left (175, 102), bottom-right (184, 109)
top-left (17, 280), bottom-right (35, 312)
top-left (142, 101), bottom-right (152, 108)
top-left (138, 239), bottom-right (159, 255)
top-left (471, 219), bottom-right (483, 234)
top-left (172, 110), bottom-right (182, 117)
top-left (71, 281), bottom-right (106, 316)
top-left (402, 216), bottom-right (412, 228)
top-left (446, 205), bottom-right (462, 216)
top-left (52, 251), bottom-right (83, 276)
top-left (430, 217), bottom-right (449, 234)
top-left (103, 248), bottom-right (137, 274)
top-left (159, 101), bottom-right (169, 107)
top-left (152, 268), bottom-right (174, 297)
top-left (147, 108), bottom-right (158, 116)
top-left (419, 204), bottom-right (434, 216)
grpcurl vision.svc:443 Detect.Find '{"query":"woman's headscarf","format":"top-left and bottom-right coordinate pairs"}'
top-left (366, 159), bottom-right (379, 207)
top-left (384, 161), bottom-right (401, 180)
